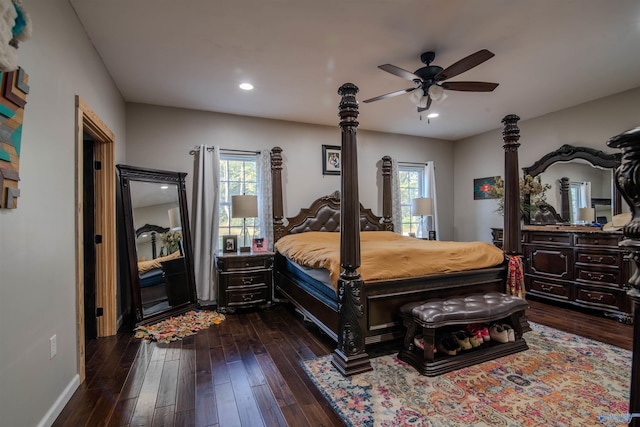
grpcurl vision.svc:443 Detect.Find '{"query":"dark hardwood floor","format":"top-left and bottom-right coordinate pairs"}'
top-left (53, 298), bottom-right (633, 427)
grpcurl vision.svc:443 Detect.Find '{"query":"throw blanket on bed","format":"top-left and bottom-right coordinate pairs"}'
top-left (275, 231), bottom-right (505, 289)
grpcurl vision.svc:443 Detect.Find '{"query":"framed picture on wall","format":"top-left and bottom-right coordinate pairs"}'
top-left (222, 235), bottom-right (237, 253)
top-left (322, 145), bottom-right (341, 175)
top-left (473, 176), bottom-right (499, 200)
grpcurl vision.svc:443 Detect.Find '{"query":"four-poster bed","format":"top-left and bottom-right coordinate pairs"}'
top-left (269, 83), bottom-right (524, 375)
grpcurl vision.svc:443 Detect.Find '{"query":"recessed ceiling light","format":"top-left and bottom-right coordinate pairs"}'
top-left (427, 113), bottom-right (439, 118)
top-left (239, 83), bottom-right (254, 91)
top-left (160, 185), bottom-right (169, 189)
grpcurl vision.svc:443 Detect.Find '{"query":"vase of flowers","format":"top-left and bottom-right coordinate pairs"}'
top-left (162, 230), bottom-right (182, 254)
top-left (491, 174), bottom-right (551, 218)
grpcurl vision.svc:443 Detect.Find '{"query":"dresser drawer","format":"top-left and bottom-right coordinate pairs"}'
top-left (575, 234), bottom-right (622, 248)
top-left (225, 284), bottom-right (269, 306)
top-left (225, 271), bottom-right (271, 289)
top-left (575, 286), bottom-right (622, 310)
top-left (527, 232), bottom-right (572, 245)
top-left (575, 268), bottom-right (620, 286)
top-left (575, 252), bottom-right (619, 267)
top-left (218, 255), bottom-right (273, 272)
top-left (527, 277), bottom-right (571, 301)
top-left (524, 245), bottom-right (573, 280)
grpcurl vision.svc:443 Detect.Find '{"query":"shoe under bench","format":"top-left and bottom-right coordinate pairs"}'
top-left (398, 292), bottom-right (530, 376)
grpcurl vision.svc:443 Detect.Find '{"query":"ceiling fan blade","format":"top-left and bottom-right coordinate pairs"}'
top-left (363, 87), bottom-right (416, 103)
top-left (417, 96), bottom-right (432, 112)
top-left (378, 64), bottom-right (421, 82)
top-left (434, 49), bottom-right (495, 81)
top-left (441, 81), bottom-right (499, 92)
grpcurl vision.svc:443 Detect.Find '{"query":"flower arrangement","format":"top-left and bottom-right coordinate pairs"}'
top-left (491, 174), bottom-right (551, 217)
top-left (162, 230), bottom-right (182, 254)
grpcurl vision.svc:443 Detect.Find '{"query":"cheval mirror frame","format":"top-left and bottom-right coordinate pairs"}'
top-left (117, 164), bottom-right (198, 325)
top-left (522, 144), bottom-right (622, 225)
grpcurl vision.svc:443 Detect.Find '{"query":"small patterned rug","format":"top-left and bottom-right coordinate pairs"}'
top-left (301, 323), bottom-right (631, 426)
top-left (134, 310), bottom-right (225, 343)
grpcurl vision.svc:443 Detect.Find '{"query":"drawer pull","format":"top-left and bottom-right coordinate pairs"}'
top-left (242, 278), bottom-right (254, 285)
top-left (586, 272), bottom-right (604, 281)
top-left (548, 237), bottom-right (553, 241)
top-left (242, 294), bottom-right (254, 301)
top-left (586, 256), bottom-right (604, 263)
top-left (593, 240), bottom-right (599, 245)
top-left (586, 292), bottom-right (604, 301)
top-left (541, 285), bottom-right (553, 292)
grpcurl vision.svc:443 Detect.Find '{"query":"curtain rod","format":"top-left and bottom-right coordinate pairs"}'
top-left (189, 147), bottom-right (260, 155)
top-left (399, 161), bottom-right (428, 166)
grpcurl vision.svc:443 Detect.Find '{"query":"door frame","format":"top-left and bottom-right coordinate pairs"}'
top-left (75, 96), bottom-right (116, 382)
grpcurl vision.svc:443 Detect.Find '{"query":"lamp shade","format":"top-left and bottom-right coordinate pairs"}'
top-left (578, 207), bottom-right (595, 222)
top-left (168, 206), bottom-right (181, 230)
top-left (232, 195), bottom-right (258, 218)
top-left (412, 197), bottom-right (433, 216)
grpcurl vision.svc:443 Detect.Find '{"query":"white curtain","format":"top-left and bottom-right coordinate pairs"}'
top-left (257, 150), bottom-right (274, 250)
top-left (191, 145), bottom-right (220, 304)
top-left (390, 158), bottom-right (402, 233)
top-left (424, 161), bottom-right (439, 238)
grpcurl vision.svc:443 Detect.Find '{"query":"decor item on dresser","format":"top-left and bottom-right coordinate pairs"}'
top-left (490, 174), bottom-right (551, 218)
top-left (232, 194), bottom-right (258, 252)
top-left (117, 165), bottom-right (199, 326)
top-left (491, 225), bottom-right (631, 323)
top-left (270, 83), bottom-right (526, 376)
top-left (215, 251), bottom-right (274, 313)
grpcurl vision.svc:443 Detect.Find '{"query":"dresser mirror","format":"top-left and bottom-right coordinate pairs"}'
top-left (117, 165), bottom-right (198, 325)
top-left (522, 145), bottom-right (621, 225)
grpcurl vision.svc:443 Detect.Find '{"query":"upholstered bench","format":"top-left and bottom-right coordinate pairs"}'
top-left (398, 292), bottom-right (530, 376)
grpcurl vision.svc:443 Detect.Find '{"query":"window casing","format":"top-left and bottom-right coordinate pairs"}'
top-left (398, 165), bottom-right (425, 236)
top-left (219, 154), bottom-right (260, 243)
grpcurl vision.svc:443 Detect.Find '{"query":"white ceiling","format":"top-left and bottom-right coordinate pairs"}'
top-left (69, 0), bottom-right (640, 141)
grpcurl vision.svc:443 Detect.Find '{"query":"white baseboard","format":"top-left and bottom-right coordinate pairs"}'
top-left (37, 374), bottom-right (80, 427)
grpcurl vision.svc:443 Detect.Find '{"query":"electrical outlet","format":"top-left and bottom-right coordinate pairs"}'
top-left (50, 335), bottom-right (57, 359)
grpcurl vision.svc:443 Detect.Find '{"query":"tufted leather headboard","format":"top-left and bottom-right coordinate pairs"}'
top-left (283, 190), bottom-right (384, 237)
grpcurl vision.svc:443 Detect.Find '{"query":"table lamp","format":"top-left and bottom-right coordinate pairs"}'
top-left (578, 207), bottom-right (595, 225)
top-left (232, 195), bottom-right (258, 252)
top-left (412, 197), bottom-right (433, 239)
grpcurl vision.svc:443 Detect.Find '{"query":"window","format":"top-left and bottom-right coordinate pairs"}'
top-left (219, 154), bottom-right (259, 245)
top-left (398, 165), bottom-right (425, 235)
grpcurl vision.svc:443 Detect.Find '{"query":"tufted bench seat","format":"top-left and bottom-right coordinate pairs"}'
top-left (398, 292), bottom-right (530, 376)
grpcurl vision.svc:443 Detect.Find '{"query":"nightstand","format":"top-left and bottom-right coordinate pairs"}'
top-left (215, 251), bottom-right (274, 313)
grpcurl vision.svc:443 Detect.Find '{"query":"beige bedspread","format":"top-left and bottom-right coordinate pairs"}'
top-left (275, 231), bottom-right (505, 289)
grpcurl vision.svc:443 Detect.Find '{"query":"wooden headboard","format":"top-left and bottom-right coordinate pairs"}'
top-left (282, 190), bottom-right (384, 237)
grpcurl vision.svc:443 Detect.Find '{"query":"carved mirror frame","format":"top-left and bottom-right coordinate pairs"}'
top-left (522, 144), bottom-right (622, 225)
top-left (117, 164), bottom-right (198, 325)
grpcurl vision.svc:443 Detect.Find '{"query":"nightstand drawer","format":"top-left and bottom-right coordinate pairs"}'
top-left (226, 284), bottom-right (269, 306)
top-left (220, 256), bottom-right (273, 271)
top-left (226, 271), bottom-right (271, 288)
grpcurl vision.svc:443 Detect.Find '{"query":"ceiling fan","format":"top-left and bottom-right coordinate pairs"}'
top-left (363, 49), bottom-right (499, 112)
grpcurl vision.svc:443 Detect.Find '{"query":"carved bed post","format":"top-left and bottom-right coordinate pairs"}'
top-left (502, 114), bottom-right (522, 256)
top-left (381, 155), bottom-right (393, 231)
top-left (331, 83), bottom-right (372, 376)
top-left (270, 146), bottom-right (286, 242)
top-left (559, 177), bottom-right (570, 221)
top-left (607, 126), bottom-right (640, 425)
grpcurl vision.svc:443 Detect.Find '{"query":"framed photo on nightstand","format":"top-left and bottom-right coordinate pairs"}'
top-left (252, 237), bottom-right (267, 252)
top-left (222, 235), bottom-right (237, 253)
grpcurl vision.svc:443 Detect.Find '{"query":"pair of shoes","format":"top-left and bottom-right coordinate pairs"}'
top-left (452, 331), bottom-right (473, 350)
top-left (466, 324), bottom-right (491, 342)
top-left (489, 324), bottom-right (510, 343)
top-left (503, 324), bottom-right (516, 342)
top-left (436, 336), bottom-right (461, 356)
top-left (413, 335), bottom-right (425, 350)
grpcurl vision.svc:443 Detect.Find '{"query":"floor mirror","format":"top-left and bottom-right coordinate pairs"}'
top-left (117, 165), bottom-right (198, 325)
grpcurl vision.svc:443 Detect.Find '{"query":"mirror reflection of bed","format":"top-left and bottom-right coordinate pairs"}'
top-left (117, 165), bottom-right (198, 325)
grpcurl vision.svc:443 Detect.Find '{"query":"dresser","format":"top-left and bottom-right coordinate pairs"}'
top-left (215, 251), bottom-right (274, 313)
top-left (491, 226), bottom-right (632, 323)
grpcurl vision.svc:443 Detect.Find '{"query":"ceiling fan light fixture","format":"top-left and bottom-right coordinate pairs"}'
top-left (428, 84), bottom-right (444, 101)
top-left (239, 82), bottom-right (254, 91)
top-left (409, 89), bottom-right (424, 104)
top-left (418, 95), bottom-right (429, 109)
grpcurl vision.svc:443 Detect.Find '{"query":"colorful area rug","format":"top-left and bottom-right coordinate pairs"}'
top-left (301, 323), bottom-right (631, 426)
top-left (134, 310), bottom-right (225, 343)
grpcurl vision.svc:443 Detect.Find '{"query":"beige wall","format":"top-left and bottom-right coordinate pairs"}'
top-left (0, 1), bottom-right (126, 426)
top-left (453, 87), bottom-right (640, 243)
top-left (125, 104), bottom-right (457, 240)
